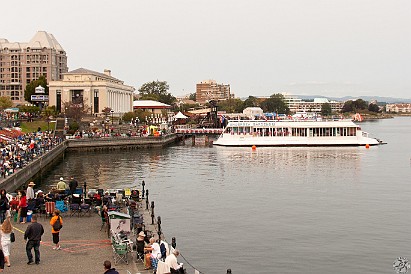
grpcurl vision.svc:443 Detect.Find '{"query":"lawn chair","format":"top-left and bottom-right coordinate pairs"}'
top-left (69, 203), bottom-right (81, 217)
top-left (80, 203), bottom-right (91, 216)
top-left (112, 242), bottom-right (128, 265)
top-left (55, 200), bottom-right (68, 215)
top-left (45, 201), bottom-right (55, 217)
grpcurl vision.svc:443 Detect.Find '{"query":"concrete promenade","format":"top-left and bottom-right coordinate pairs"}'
top-left (9, 201), bottom-right (159, 274)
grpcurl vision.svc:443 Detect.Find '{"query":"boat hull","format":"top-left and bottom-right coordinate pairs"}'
top-left (213, 136), bottom-right (381, 147)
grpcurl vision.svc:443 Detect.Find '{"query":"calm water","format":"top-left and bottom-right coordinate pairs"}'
top-left (40, 117), bottom-right (411, 274)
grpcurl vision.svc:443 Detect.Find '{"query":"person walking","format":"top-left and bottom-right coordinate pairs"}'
top-left (103, 260), bottom-right (119, 274)
top-left (0, 215), bottom-right (12, 267)
top-left (50, 209), bottom-right (63, 250)
top-left (0, 190), bottom-right (9, 224)
top-left (18, 190), bottom-right (28, 224)
top-left (26, 182), bottom-right (35, 200)
top-left (24, 214), bottom-right (44, 265)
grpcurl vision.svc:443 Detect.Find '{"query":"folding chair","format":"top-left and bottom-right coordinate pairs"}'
top-left (135, 240), bottom-right (145, 264)
top-left (112, 242), bottom-right (128, 265)
top-left (69, 203), bottom-right (81, 217)
top-left (55, 200), bottom-right (68, 215)
top-left (80, 203), bottom-right (91, 216)
top-left (45, 202), bottom-right (55, 217)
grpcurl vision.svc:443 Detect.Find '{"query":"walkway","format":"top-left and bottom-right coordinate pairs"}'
top-left (10, 204), bottom-right (156, 274)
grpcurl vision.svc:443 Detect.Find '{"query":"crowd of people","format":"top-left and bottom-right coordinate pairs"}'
top-left (0, 131), bottom-right (63, 179)
top-left (0, 184), bottom-right (65, 272)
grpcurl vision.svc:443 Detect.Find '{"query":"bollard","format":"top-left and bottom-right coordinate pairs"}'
top-left (171, 237), bottom-right (176, 249)
top-left (227, 269), bottom-right (232, 273)
top-left (157, 216), bottom-right (162, 241)
top-left (146, 190), bottom-right (149, 210)
top-left (142, 180), bottom-right (145, 198)
top-left (83, 181), bottom-right (87, 201)
top-left (192, 135), bottom-right (195, 146)
top-left (151, 201), bottom-right (155, 224)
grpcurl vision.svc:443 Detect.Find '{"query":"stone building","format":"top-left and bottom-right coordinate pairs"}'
top-left (48, 68), bottom-right (134, 115)
top-left (0, 31), bottom-right (68, 104)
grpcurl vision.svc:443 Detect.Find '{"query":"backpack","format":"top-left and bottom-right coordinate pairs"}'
top-left (160, 242), bottom-right (167, 259)
top-left (53, 217), bottom-right (62, 231)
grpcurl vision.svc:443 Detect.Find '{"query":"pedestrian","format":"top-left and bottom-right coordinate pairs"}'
top-left (0, 190), bottom-right (9, 224)
top-left (68, 176), bottom-right (78, 196)
top-left (103, 260), bottom-right (119, 274)
top-left (18, 190), bottom-right (28, 224)
top-left (26, 182), bottom-right (35, 200)
top-left (23, 214), bottom-right (44, 265)
top-left (0, 215), bottom-right (12, 267)
top-left (50, 209), bottom-right (63, 250)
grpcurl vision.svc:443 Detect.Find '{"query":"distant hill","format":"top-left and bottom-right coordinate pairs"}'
top-left (296, 95), bottom-right (411, 104)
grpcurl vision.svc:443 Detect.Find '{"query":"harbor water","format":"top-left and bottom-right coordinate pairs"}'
top-left (40, 117), bottom-right (411, 274)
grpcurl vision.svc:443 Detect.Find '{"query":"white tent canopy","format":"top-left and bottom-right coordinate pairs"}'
top-left (174, 111), bottom-right (188, 119)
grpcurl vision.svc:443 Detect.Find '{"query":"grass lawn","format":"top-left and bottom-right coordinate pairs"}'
top-left (19, 121), bottom-right (49, 133)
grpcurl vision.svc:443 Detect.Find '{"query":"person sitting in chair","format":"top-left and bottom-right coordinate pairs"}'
top-left (165, 249), bottom-right (184, 274)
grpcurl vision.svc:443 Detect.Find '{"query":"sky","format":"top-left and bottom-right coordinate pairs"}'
top-left (1, 0), bottom-right (410, 99)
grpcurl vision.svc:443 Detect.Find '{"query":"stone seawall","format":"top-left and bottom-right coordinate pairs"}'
top-left (0, 134), bottom-right (180, 191)
top-left (1, 142), bottom-right (67, 192)
top-left (66, 134), bottom-right (179, 151)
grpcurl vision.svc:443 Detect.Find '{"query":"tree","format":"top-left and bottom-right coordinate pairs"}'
top-left (353, 99), bottom-right (367, 110)
top-left (217, 98), bottom-right (244, 113)
top-left (341, 100), bottom-right (354, 113)
top-left (368, 103), bottom-right (380, 113)
top-left (321, 102), bottom-right (332, 116)
top-left (63, 101), bottom-right (90, 122)
top-left (138, 80), bottom-right (176, 105)
top-left (243, 96), bottom-right (259, 109)
top-left (24, 75), bottom-right (48, 103)
top-left (188, 93), bottom-right (196, 101)
top-left (0, 96), bottom-right (13, 110)
top-left (260, 93), bottom-right (289, 114)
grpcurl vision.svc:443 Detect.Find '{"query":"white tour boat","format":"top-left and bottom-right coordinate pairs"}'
top-left (213, 119), bottom-right (383, 147)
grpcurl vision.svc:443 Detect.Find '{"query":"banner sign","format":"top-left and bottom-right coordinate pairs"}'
top-left (31, 94), bottom-right (49, 101)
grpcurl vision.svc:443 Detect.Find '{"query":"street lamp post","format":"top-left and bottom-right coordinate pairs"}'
top-left (110, 110), bottom-right (114, 125)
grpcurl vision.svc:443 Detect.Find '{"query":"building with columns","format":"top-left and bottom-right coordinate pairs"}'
top-left (48, 68), bottom-right (135, 115)
top-left (0, 31), bottom-right (68, 104)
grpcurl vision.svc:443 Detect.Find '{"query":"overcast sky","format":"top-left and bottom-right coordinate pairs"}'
top-left (2, 0), bottom-right (410, 99)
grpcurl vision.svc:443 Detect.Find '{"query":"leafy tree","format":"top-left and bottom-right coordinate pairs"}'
top-left (63, 101), bottom-right (90, 122)
top-left (44, 106), bottom-right (57, 118)
top-left (260, 93), bottom-right (289, 114)
top-left (138, 80), bottom-right (176, 105)
top-left (0, 96), bottom-right (13, 110)
top-left (342, 99), bottom-right (368, 113)
top-left (368, 103), bottom-right (380, 113)
top-left (24, 75), bottom-right (48, 103)
top-left (321, 102), bottom-right (332, 116)
top-left (243, 96), bottom-right (259, 109)
top-left (122, 111), bottom-right (138, 122)
top-left (217, 99), bottom-right (244, 113)
top-left (19, 105), bottom-right (40, 113)
top-left (189, 93), bottom-right (196, 101)
top-left (353, 99), bottom-right (367, 110)
top-left (341, 100), bottom-right (354, 113)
